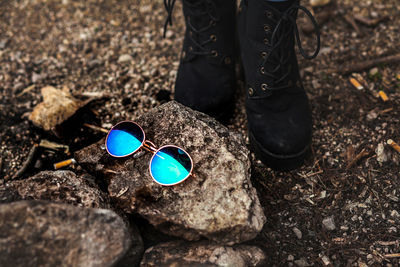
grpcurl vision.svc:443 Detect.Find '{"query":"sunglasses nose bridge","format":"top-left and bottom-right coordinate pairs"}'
top-left (143, 140), bottom-right (158, 154)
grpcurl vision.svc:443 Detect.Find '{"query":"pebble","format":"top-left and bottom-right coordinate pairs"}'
top-left (322, 216), bottom-right (336, 231)
top-left (376, 143), bottom-right (388, 163)
top-left (310, 0), bottom-right (330, 7)
top-left (292, 227), bottom-right (302, 239)
top-left (369, 67), bottom-right (379, 77)
top-left (118, 54), bottom-right (133, 64)
top-left (321, 255), bottom-right (331, 266)
top-left (294, 258), bottom-right (311, 267)
top-left (288, 255), bottom-right (295, 261)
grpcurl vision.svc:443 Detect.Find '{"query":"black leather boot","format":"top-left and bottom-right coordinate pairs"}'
top-left (238, 0), bottom-right (320, 170)
top-left (164, 0), bottom-right (237, 120)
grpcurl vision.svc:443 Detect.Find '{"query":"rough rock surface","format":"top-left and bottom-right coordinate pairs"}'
top-left (0, 200), bottom-right (131, 267)
top-left (140, 240), bottom-right (266, 267)
top-left (1, 170), bottom-right (109, 208)
top-left (76, 101), bottom-right (266, 244)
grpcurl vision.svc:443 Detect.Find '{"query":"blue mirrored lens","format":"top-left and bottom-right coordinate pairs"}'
top-left (150, 146), bottom-right (192, 186)
top-left (106, 122), bottom-right (144, 157)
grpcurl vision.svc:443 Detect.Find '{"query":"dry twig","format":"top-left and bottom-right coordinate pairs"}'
top-left (346, 148), bottom-right (370, 169)
top-left (83, 123), bottom-right (109, 133)
top-left (343, 14), bottom-right (362, 35)
top-left (12, 144), bottom-right (38, 179)
top-left (384, 253), bottom-right (400, 259)
top-left (336, 54), bottom-right (400, 74)
top-left (354, 15), bottom-right (389, 27)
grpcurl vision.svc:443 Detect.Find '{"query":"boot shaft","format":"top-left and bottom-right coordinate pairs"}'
top-left (181, 0), bottom-right (237, 64)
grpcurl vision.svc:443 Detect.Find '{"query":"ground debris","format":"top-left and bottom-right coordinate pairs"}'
top-left (29, 86), bottom-right (83, 131)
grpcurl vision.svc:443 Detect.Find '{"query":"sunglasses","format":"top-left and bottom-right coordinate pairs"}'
top-left (105, 121), bottom-right (193, 186)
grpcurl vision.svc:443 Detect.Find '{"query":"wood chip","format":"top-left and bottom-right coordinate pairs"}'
top-left (350, 78), bottom-right (364, 90)
top-left (384, 253), bottom-right (400, 259)
top-left (39, 139), bottom-right (70, 154)
top-left (378, 91), bottom-right (389, 102)
top-left (387, 139), bottom-right (400, 153)
top-left (53, 158), bottom-right (76, 170)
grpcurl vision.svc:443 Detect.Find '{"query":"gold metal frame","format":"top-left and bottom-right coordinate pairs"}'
top-left (105, 121), bottom-right (194, 186)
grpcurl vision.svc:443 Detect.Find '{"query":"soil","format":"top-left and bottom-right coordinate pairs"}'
top-left (1, 0), bottom-right (399, 266)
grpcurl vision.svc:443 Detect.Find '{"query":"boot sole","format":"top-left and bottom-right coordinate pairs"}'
top-left (249, 131), bottom-right (310, 171)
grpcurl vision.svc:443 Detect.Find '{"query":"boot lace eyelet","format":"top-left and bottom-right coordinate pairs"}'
top-left (261, 51), bottom-right (268, 58)
top-left (224, 57), bottom-right (231, 64)
top-left (264, 24), bottom-right (271, 32)
top-left (264, 38), bottom-right (269, 45)
top-left (265, 11), bottom-right (273, 18)
top-left (261, 83), bottom-right (269, 91)
top-left (248, 87), bottom-right (254, 96)
top-left (211, 50), bottom-right (218, 57)
top-left (210, 34), bottom-right (217, 42)
top-left (260, 67), bottom-right (265, 74)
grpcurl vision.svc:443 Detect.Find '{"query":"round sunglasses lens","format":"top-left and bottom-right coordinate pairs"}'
top-left (106, 122), bottom-right (144, 157)
top-left (150, 146), bottom-right (192, 186)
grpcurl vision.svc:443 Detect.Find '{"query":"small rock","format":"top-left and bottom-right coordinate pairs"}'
top-left (322, 216), bottom-right (336, 231)
top-left (140, 240), bottom-right (266, 267)
top-left (369, 67), bottom-right (379, 77)
top-left (288, 255), bottom-right (295, 261)
top-left (88, 59), bottom-right (102, 70)
top-left (319, 47), bottom-right (332, 55)
top-left (366, 110), bottom-right (378, 121)
top-left (376, 143), bottom-right (388, 163)
top-left (312, 79), bottom-right (320, 89)
top-left (391, 210), bottom-right (400, 218)
top-left (0, 39), bottom-right (7, 49)
top-left (31, 72), bottom-right (46, 83)
top-left (2, 170), bottom-right (109, 208)
top-left (0, 201), bottom-right (131, 266)
top-left (292, 227), bottom-right (302, 239)
top-left (321, 255), bottom-right (331, 266)
top-left (118, 54), bottom-right (133, 63)
top-left (294, 257), bottom-right (311, 267)
top-left (76, 101), bottom-right (266, 244)
top-left (29, 86), bottom-right (83, 131)
top-left (310, 0), bottom-right (330, 7)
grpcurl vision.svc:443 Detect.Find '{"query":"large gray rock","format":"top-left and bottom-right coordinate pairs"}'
top-left (0, 200), bottom-right (131, 267)
top-left (75, 101), bottom-right (266, 244)
top-left (1, 170), bottom-right (109, 208)
top-left (140, 240), bottom-right (266, 267)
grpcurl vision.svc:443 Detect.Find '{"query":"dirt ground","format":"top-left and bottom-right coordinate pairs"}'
top-left (1, 0), bottom-right (400, 266)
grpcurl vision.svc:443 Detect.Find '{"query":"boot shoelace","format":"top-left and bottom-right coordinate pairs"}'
top-left (164, 0), bottom-right (220, 57)
top-left (164, 0), bottom-right (176, 38)
top-left (260, 4), bottom-right (321, 91)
